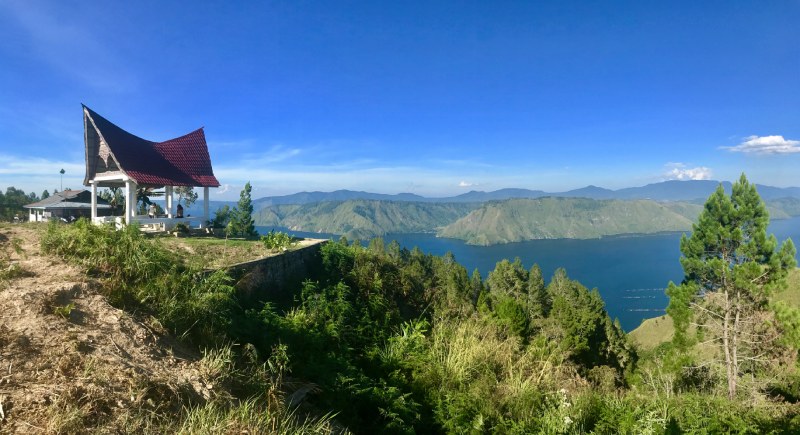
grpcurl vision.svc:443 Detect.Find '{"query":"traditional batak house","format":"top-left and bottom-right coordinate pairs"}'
top-left (82, 105), bottom-right (220, 230)
top-left (24, 189), bottom-right (112, 222)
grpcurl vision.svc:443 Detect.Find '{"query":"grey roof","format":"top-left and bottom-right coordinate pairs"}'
top-left (24, 190), bottom-right (111, 209)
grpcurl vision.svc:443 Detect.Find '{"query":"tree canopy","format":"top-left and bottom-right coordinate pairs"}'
top-left (228, 182), bottom-right (257, 238)
top-left (667, 174), bottom-right (797, 398)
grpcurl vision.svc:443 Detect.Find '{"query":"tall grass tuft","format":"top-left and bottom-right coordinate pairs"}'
top-left (41, 219), bottom-right (236, 346)
top-left (179, 399), bottom-right (341, 434)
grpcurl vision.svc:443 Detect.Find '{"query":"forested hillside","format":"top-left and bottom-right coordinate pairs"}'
top-left (253, 200), bottom-right (479, 239)
top-left (439, 198), bottom-right (696, 245)
top-left (252, 196), bottom-right (800, 245)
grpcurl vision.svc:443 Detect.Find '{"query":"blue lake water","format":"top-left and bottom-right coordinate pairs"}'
top-left (258, 217), bottom-right (799, 332)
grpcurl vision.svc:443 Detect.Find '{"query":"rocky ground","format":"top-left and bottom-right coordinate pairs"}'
top-left (0, 224), bottom-right (212, 433)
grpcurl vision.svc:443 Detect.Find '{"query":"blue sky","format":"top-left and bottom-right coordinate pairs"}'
top-left (1, 1), bottom-right (799, 200)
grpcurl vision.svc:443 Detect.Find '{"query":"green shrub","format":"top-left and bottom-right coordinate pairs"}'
top-left (53, 302), bottom-right (75, 319)
top-left (261, 230), bottom-right (295, 252)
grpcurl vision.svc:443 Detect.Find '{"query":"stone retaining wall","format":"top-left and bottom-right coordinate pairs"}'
top-left (224, 240), bottom-right (328, 308)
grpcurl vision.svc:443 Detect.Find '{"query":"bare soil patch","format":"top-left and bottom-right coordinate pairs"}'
top-left (0, 224), bottom-right (210, 433)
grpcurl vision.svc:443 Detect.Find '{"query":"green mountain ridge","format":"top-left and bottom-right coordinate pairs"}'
top-left (252, 197), bottom-right (800, 245)
top-left (438, 197), bottom-right (698, 245)
top-left (254, 199), bottom-right (480, 240)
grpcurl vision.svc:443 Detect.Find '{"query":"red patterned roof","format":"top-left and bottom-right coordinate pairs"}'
top-left (83, 106), bottom-right (220, 187)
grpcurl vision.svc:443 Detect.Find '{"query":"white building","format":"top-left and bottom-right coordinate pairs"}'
top-left (82, 105), bottom-right (220, 230)
top-left (24, 189), bottom-right (112, 222)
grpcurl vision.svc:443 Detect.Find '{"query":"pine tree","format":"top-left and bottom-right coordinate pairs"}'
top-left (229, 182), bottom-right (257, 238)
top-left (666, 174), bottom-right (796, 398)
top-left (470, 268), bottom-right (483, 306)
top-left (528, 263), bottom-right (550, 317)
top-left (486, 258), bottom-right (528, 297)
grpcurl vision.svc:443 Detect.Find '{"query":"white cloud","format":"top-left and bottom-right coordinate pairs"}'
top-left (216, 184), bottom-right (233, 195)
top-left (0, 154), bottom-right (83, 176)
top-left (0, 154), bottom-right (85, 194)
top-left (240, 145), bottom-right (302, 164)
top-left (663, 163), bottom-right (712, 181)
top-left (722, 135), bottom-right (800, 155)
top-left (458, 180), bottom-right (477, 187)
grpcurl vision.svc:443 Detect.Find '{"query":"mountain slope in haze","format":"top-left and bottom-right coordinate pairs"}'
top-left (253, 189), bottom-right (427, 208)
top-left (252, 197), bottom-right (800, 244)
top-left (248, 181), bottom-right (800, 207)
top-left (447, 188), bottom-right (548, 202)
top-left (254, 200), bottom-right (480, 239)
top-left (438, 197), bottom-right (698, 245)
top-left (766, 197), bottom-right (800, 219)
top-left (559, 185), bottom-right (617, 199)
top-left (614, 180), bottom-right (800, 201)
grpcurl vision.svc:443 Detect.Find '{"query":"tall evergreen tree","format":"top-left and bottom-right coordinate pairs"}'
top-left (229, 182), bottom-right (257, 238)
top-left (486, 258), bottom-right (528, 297)
top-left (666, 174), bottom-right (796, 398)
top-left (528, 263), bottom-right (550, 317)
top-left (470, 268), bottom-right (483, 306)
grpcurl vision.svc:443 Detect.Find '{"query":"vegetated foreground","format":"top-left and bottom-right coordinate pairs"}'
top-left (0, 224), bottom-right (208, 432)
top-left (0, 223), bottom-right (339, 433)
top-left (2, 205), bottom-right (800, 433)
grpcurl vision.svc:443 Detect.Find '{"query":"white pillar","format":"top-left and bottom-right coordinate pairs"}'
top-left (166, 185), bottom-right (173, 218)
top-left (90, 182), bottom-right (97, 220)
top-left (203, 186), bottom-right (209, 228)
top-left (124, 180), bottom-right (136, 223)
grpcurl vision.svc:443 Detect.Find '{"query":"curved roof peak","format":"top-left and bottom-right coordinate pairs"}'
top-left (83, 106), bottom-right (220, 188)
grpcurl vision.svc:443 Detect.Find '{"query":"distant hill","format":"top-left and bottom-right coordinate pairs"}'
top-left (767, 197), bottom-right (800, 219)
top-left (254, 200), bottom-right (480, 240)
top-left (446, 188), bottom-right (548, 203)
top-left (253, 190), bottom-right (427, 208)
top-left (249, 181), bottom-right (800, 207)
top-left (558, 185), bottom-right (617, 199)
top-left (629, 268), bottom-right (800, 351)
top-left (252, 196), bottom-right (800, 244)
top-left (615, 180), bottom-right (800, 201)
top-left (437, 197), bottom-right (698, 245)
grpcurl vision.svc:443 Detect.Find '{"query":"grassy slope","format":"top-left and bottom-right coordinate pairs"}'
top-left (438, 198), bottom-right (697, 245)
top-left (253, 200), bottom-right (479, 239)
top-left (630, 268), bottom-right (800, 350)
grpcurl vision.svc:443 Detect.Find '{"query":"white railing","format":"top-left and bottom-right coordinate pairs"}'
top-left (93, 215), bottom-right (208, 231)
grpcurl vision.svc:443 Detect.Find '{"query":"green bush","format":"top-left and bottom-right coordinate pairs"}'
top-left (260, 230), bottom-right (295, 252)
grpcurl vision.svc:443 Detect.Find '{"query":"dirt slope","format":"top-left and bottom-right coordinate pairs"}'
top-left (0, 224), bottom-right (209, 433)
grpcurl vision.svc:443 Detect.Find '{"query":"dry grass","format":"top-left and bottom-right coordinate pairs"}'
top-left (0, 223), bottom-right (343, 434)
top-left (629, 315), bottom-right (675, 351)
top-left (160, 235), bottom-right (323, 269)
top-left (773, 267), bottom-right (800, 306)
top-left (630, 268), bottom-right (800, 352)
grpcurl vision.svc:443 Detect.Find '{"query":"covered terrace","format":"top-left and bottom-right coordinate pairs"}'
top-left (82, 105), bottom-right (220, 231)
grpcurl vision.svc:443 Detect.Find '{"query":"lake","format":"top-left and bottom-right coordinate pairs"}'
top-left (258, 216), bottom-right (800, 332)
